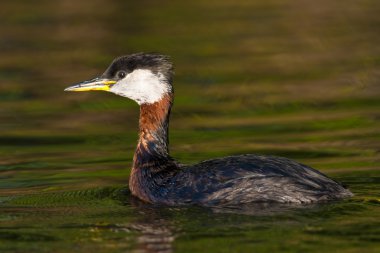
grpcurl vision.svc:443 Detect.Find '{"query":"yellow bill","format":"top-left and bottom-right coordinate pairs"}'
top-left (64, 78), bottom-right (116, 92)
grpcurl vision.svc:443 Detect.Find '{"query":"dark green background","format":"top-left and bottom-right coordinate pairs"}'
top-left (0, 0), bottom-right (379, 252)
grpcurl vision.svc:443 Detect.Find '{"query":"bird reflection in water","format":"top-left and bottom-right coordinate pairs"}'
top-left (109, 193), bottom-right (320, 253)
top-left (114, 196), bottom-right (176, 253)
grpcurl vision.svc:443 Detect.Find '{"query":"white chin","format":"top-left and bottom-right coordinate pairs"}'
top-left (110, 69), bottom-right (170, 105)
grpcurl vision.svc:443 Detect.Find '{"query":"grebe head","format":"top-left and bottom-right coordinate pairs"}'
top-left (65, 53), bottom-right (173, 105)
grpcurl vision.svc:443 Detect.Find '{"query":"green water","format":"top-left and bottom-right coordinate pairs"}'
top-left (1, 0), bottom-right (380, 252)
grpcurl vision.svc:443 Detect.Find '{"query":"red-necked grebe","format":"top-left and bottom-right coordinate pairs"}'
top-left (65, 53), bottom-right (353, 206)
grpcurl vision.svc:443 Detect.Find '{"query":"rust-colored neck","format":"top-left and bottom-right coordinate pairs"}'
top-left (135, 94), bottom-right (172, 162)
top-left (129, 94), bottom-right (176, 202)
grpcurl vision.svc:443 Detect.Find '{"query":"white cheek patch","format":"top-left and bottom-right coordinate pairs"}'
top-left (110, 69), bottom-right (169, 105)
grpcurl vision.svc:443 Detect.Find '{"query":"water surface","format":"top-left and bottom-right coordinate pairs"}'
top-left (1, 0), bottom-right (380, 252)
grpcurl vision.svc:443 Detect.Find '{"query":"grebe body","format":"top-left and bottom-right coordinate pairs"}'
top-left (65, 53), bottom-right (353, 206)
